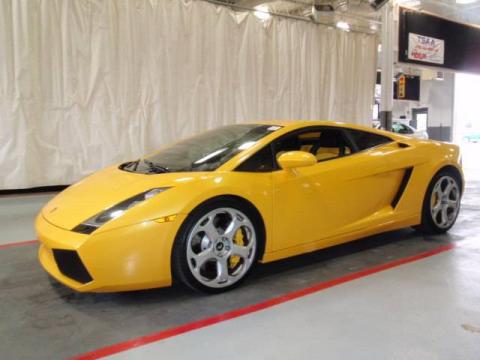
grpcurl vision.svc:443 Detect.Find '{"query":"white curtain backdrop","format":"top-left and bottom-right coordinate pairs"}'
top-left (0, 0), bottom-right (377, 190)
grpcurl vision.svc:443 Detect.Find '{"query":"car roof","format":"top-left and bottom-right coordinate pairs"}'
top-left (255, 119), bottom-right (419, 143)
top-left (246, 119), bottom-right (391, 134)
top-left (252, 119), bottom-right (342, 127)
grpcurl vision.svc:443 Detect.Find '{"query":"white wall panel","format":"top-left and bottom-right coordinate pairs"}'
top-left (0, 0), bottom-right (377, 189)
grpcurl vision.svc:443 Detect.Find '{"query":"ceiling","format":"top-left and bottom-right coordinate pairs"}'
top-left (212, 0), bottom-right (381, 32)
top-left (418, 0), bottom-right (480, 26)
top-left (210, 0), bottom-right (480, 33)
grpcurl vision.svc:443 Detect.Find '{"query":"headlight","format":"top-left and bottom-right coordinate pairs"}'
top-left (72, 188), bottom-right (169, 234)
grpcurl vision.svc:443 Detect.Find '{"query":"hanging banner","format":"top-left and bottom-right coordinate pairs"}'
top-left (393, 74), bottom-right (420, 101)
top-left (407, 33), bottom-right (444, 65)
top-left (397, 74), bottom-right (406, 99)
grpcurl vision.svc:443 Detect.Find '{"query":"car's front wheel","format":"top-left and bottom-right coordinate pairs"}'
top-left (415, 169), bottom-right (462, 234)
top-left (172, 199), bottom-right (259, 293)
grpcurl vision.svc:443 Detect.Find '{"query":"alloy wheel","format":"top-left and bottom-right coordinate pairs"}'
top-left (430, 175), bottom-right (461, 229)
top-left (186, 207), bottom-right (256, 288)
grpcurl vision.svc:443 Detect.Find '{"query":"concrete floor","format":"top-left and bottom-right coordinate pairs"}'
top-left (109, 243), bottom-right (480, 360)
top-left (0, 194), bottom-right (54, 246)
top-left (0, 143), bottom-right (479, 359)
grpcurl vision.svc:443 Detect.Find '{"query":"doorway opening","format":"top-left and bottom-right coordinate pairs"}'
top-left (454, 73), bottom-right (480, 176)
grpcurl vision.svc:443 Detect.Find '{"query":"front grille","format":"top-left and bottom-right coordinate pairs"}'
top-left (52, 249), bottom-right (93, 284)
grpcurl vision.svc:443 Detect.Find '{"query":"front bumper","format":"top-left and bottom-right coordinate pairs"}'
top-left (36, 213), bottom-right (186, 292)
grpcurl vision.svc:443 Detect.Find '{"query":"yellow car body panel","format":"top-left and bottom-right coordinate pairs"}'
top-left (35, 120), bottom-right (463, 292)
top-left (37, 213), bottom-right (187, 292)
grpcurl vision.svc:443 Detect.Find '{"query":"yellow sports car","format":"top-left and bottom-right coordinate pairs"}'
top-left (36, 121), bottom-right (463, 293)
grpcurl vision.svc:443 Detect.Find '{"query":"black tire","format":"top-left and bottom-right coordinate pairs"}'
top-left (414, 168), bottom-right (462, 234)
top-left (172, 197), bottom-right (261, 294)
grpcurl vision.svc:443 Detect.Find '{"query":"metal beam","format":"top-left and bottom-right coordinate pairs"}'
top-left (205, 0), bottom-right (380, 33)
top-left (379, 1), bottom-right (393, 131)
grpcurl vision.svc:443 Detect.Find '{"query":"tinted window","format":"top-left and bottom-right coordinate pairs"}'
top-left (120, 124), bottom-right (281, 173)
top-left (236, 145), bottom-right (275, 172)
top-left (274, 128), bottom-right (353, 164)
top-left (348, 129), bottom-right (392, 151)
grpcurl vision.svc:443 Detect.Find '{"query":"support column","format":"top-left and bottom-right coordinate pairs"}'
top-left (380, 2), bottom-right (394, 131)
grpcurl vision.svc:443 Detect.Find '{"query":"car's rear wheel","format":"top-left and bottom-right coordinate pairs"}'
top-left (415, 169), bottom-right (462, 234)
top-left (172, 199), bottom-right (259, 293)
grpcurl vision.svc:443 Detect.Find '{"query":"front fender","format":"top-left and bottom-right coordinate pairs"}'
top-left (97, 171), bottom-right (274, 252)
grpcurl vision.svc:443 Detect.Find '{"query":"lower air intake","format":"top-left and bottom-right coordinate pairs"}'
top-left (52, 249), bottom-right (93, 284)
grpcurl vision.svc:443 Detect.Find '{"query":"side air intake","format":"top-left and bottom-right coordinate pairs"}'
top-left (391, 167), bottom-right (413, 208)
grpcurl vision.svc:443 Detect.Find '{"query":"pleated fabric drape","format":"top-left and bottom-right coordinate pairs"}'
top-left (0, 0), bottom-right (377, 189)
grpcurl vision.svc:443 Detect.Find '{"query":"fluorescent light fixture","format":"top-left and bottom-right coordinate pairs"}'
top-left (336, 21), bottom-right (350, 32)
top-left (456, 0), bottom-right (477, 4)
top-left (395, 0), bottom-right (421, 6)
top-left (369, 0), bottom-right (390, 10)
top-left (254, 5), bottom-right (271, 21)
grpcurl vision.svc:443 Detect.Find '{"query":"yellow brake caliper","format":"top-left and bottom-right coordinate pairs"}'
top-left (229, 229), bottom-right (244, 269)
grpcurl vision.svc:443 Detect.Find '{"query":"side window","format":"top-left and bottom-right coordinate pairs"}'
top-left (273, 128), bottom-right (353, 164)
top-left (348, 129), bottom-right (392, 151)
top-left (235, 145), bottom-right (275, 172)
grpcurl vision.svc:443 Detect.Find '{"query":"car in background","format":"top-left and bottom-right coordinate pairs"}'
top-left (392, 122), bottom-right (429, 140)
top-left (373, 121), bottom-right (429, 140)
top-left (463, 132), bottom-right (480, 143)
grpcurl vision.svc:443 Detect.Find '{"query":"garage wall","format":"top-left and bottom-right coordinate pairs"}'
top-left (0, 0), bottom-right (377, 190)
top-left (420, 74), bottom-right (455, 141)
top-left (392, 73), bottom-right (455, 141)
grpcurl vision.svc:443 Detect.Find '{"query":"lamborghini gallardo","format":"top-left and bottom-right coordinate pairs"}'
top-left (36, 121), bottom-right (463, 293)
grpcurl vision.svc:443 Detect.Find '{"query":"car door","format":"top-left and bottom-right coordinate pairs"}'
top-left (271, 127), bottom-right (412, 251)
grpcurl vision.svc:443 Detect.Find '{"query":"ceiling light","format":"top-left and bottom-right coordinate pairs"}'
top-left (336, 21), bottom-right (350, 31)
top-left (370, 23), bottom-right (378, 31)
top-left (395, 0), bottom-right (421, 6)
top-left (456, 0), bottom-right (477, 4)
top-left (254, 5), bottom-right (271, 21)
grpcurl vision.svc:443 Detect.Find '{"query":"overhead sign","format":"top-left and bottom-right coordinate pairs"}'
top-left (407, 33), bottom-right (444, 65)
top-left (399, 8), bottom-right (480, 74)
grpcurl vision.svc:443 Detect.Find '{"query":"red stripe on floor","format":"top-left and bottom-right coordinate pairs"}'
top-left (0, 240), bottom-right (37, 250)
top-left (71, 243), bottom-right (455, 360)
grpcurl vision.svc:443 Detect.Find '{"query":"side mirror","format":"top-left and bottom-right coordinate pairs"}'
top-left (277, 151), bottom-right (317, 170)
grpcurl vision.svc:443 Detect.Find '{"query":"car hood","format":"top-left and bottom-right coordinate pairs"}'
top-left (41, 165), bottom-right (204, 230)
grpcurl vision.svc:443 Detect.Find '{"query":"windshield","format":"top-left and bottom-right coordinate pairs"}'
top-left (120, 124), bottom-right (281, 173)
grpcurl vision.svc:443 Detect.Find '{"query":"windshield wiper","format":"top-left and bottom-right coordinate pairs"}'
top-left (143, 160), bottom-right (170, 174)
top-left (120, 159), bottom-right (140, 171)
